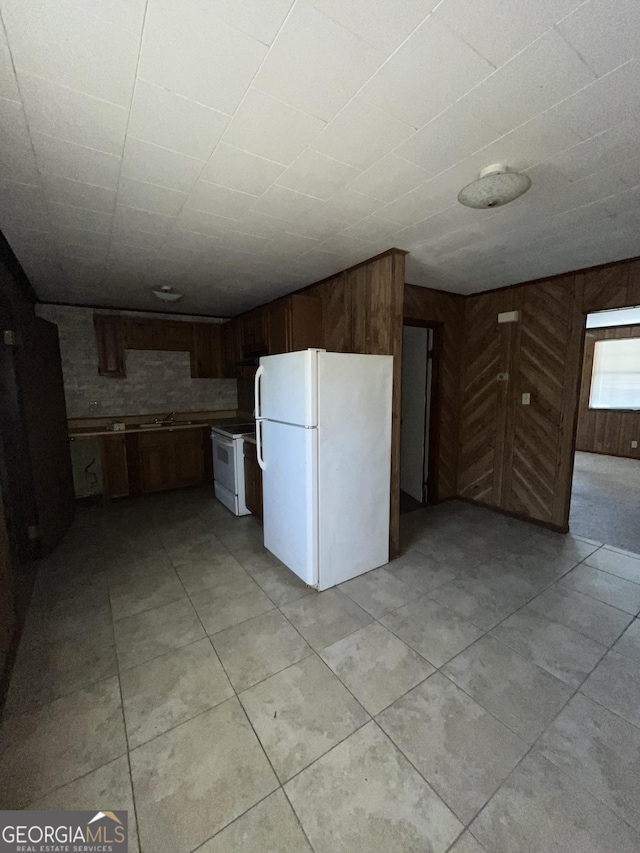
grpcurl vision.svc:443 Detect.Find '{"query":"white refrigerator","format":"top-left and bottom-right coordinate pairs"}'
top-left (254, 349), bottom-right (393, 591)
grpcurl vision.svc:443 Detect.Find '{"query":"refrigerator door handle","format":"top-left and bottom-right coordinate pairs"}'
top-left (254, 364), bottom-right (264, 419)
top-left (256, 419), bottom-right (266, 471)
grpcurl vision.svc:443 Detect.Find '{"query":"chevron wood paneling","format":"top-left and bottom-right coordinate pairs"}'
top-left (506, 279), bottom-right (579, 523)
top-left (404, 284), bottom-right (463, 500)
top-left (581, 262), bottom-right (630, 313)
top-left (576, 325), bottom-right (640, 460)
top-left (457, 290), bottom-right (504, 505)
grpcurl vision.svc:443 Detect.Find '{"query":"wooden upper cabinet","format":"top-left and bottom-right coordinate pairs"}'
top-left (94, 314), bottom-right (125, 376)
top-left (267, 294), bottom-right (323, 354)
top-left (221, 320), bottom-right (242, 378)
top-left (161, 321), bottom-right (194, 352)
top-left (191, 323), bottom-right (224, 378)
top-left (240, 309), bottom-right (267, 355)
top-left (123, 317), bottom-right (159, 350)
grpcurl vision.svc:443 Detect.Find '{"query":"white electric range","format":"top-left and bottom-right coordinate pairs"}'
top-left (210, 422), bottom-right (256, 515)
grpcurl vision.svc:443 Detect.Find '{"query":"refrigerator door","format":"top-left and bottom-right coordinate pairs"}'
top-left (257, 349), bottom-right (321, 427)
top-left (316, 352), bottom-right (393, 590)
top-left (261, 418), bottom-right (318, 586)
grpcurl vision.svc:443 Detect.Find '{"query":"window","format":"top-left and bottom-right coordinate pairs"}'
top-left (589, 338), bottom-right (640, 409)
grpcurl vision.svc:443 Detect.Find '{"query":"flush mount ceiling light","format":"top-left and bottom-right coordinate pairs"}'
top-left (457, 164), bottom-right (532, 209)
top-left (151, 285), bottom-right (183, 302)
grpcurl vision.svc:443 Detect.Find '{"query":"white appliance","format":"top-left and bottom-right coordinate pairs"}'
top-left (255, 349), bottom-right (393, 591)
top-left (211, 423), bottom-right (255, 515)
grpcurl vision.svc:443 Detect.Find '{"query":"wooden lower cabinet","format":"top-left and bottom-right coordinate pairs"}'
top-left (101, 434), bottom-right (129, 497)
top-left (243, 440), bottom-right (262, 519)
top-left (102, 427), bottom-right (210, 497)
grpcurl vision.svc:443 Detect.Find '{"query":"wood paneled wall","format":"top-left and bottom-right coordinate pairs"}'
top-left (306, 250), bottom-right (405, 557)
top-left (456, 254), bottom-right (640, 531)
top-left (403, 284), bottom-right (464, 500)
top-left (576, 325), bottom-right (640, 459)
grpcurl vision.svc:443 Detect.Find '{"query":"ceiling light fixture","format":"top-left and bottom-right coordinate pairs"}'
top-left (457, 164), bottom-right (532, 209)
top-left (151, 285), bottom-right (183, 302)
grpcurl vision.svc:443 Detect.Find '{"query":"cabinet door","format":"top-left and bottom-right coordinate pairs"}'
top-left (123, 318), bottom-right (158, 350)
top-left (101, 434), bottom-right (129, 497)
top-left (140, 441), bottom-right (176, 492)
top-left (290, 295), bottom-right (323, 351)
top-left (221, 320), bottom-right (241, 378)
top-left (174, 431), bottom-right (205, 486)
top-left (191, 324), bottom-right (224, 378)
top-left (243, 441), bottom-right (263, 519)
top-left (94, 315), bottom-right (125, 376)
top-left (162, 321), bottom-right (194, 352)
top-left (268, 301), bottom-right (290, 354)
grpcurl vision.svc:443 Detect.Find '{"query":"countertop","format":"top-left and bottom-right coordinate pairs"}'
top-left (69, 418), bottom-right (239, 439)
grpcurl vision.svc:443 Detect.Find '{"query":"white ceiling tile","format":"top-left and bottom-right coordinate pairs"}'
top-left (557, 0), bottom-right (640, 78)
top-left (47, 202), bottom-right (112, 233)
top-left (195, 0), bottom-right (294, 45)
top-left (40, 174), bottom-right (116, 214)
top-left (377, 165), bottom-right (478, 226)
top-left (0, 179), bottom-right (50, 229)
top-left (57, 241), bottom-right (108, 262)
top-left (111, 227), bottom-right (166, 250)
top-left (434, 0), bottom-right (584, 68)
top-left (316, 233), bottom-right (379, 261)
top-left (218, 230), bottom-right (269, 254)
top-left (139, 0), bottom-right (267, 114)
top-left (122, 138), bottom-right (205, 193)
top-left (250, 184), bottom-right (325, 220)
top-left (549, 119), bottom-right (640, 181)
top-left (342, 214), bottom-right (401, 242)
top-left (396, 103), bottom-right (500, 174)
top-left (117, 177), bottom-right (188, 216)
top-left (167, 227), bottom-right (223, 253)
top-left (301, 0), bottom-right (437, 53)
top-left (0, 96), bottom-right (41, 183)
top-left (175, 207), bottom-right (236, 236)
top-left (276, 149), bottom-right (360, 200)
top-left (18, 71), bottom-right (128, 155)
top-left (361, 17), bottom-right (494, 128)
top-left (128, 80), bottom-right (230, 161)
top-left (346, 154), bottom-right (432, 202)
top-left (1, 0), bottom-right (140, 106)
top-left (548, 60), bottom-right (640, 141)
top-left (460, 29), bottom-right (596, 136)
top-left (311, 97), bottom-right (415, 169)
top-left (70, 0), bottom-right (147, 36)
top-left (253, 4), bottom-right (384, 121)
top-left (113, 204), bottom-right (174, 235)
top-left (223, 88), bottom-right (326, 165)
top-left (31, 132), bottom-right (121, 189)
top-left (321, 187), bottom-right (383, 223)
top-left (611, 156), bottom-right (640, 189)
top-left (200, 144), bottom-right (285, 195)
top-left (53, 225), bottom-right (111, 249)
top-left (187, 181), bottom-right (258, 220)
top-left (0, 22), bottom-right (20, 100)
top-left (235, 210), bottom-right (301, 239)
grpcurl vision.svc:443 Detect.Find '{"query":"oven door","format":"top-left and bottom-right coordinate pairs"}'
top-left (212, 433), bottom-right (237, 495)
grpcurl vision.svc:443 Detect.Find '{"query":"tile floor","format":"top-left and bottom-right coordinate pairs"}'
top-left (2, 487), bottom-right (640, 852)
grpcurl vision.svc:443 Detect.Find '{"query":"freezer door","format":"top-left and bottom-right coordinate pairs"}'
top-left (262, 419), bottom-right (318, 586)
top-left (257, 350), bottom-right (320, 427)
top-left (317, 352), bottom-right (393, 590)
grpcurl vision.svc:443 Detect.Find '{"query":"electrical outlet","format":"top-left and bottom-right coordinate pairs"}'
top-left (632, 440), bottom-right (638, 449)
top-left (521, 392), bottom-right (531, 405)
top-left (496, 372), bottom-right (509, 382)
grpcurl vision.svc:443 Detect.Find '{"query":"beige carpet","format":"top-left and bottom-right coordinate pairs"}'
top-left (570, 451), bottom-right (640, 553)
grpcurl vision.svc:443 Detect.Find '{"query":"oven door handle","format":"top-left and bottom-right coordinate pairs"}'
top-left (256, 420), bottom-right (266, 471)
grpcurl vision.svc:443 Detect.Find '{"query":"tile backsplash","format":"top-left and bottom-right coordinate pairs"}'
top-left (36, 304), bottom-right (237, 418)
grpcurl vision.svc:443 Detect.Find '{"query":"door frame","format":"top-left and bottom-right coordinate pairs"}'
top-left (402, 319), bottom-right (442, 504)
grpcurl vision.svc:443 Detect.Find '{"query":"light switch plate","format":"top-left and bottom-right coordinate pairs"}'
top-left (632, 440), bottom-right (638, 449)
top-left (522, 392), bottom-right (531, 405)
top-left (498, 310), bottom-right (519, 323)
